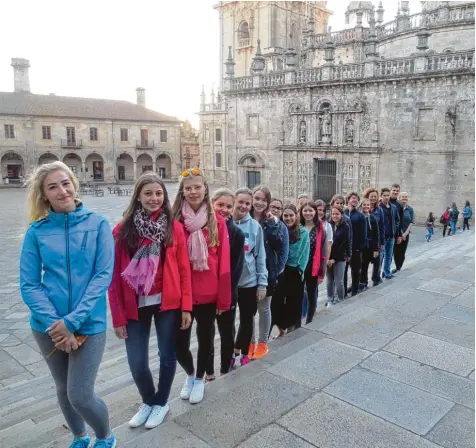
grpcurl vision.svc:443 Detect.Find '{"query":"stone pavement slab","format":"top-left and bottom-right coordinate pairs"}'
top-left (417, 278), bottom-right (472, 297)
top-left (426, 405), bottom-right (475, 448)
top-left (268, 338), bottom-right (370, 390)
top-left (437, 303), bottom-right (475, 325)
top-left (361, 351), bottom-right (475, 409)
top-left (4, 343), bottom-right (42, 365)
top-left (451, 286), bottom-right (475, 309)
top-left (278, 392), bottom-right (441, 448)
top-left (237, 424), bottom-right (317, 448)
top-left (174, 372), bottom-right (313, 448)
top-left (323, 368), bottom-right (454, 435)
top-left (412, 315), bottom-right (474, 349)
top-left (384, 332), bottom-right (475, 376)
top-left (0, 358), bottom-right (25, 381)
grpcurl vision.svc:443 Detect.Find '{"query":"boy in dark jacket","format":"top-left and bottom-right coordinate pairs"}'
top-left (344, 192), bottom-right (368, 296)
top-left (379, 188), bottom-right (400, 279)
top-left (359, 197), bottom-right (380, 289)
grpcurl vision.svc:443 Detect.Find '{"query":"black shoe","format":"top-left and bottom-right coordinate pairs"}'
top-left (391, 268), bottom-right (398, 274)
top-left (373, 281), bottom-right (382, 287)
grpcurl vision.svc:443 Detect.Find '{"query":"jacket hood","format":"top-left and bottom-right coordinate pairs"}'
top-left (33, 203), bottom-right (94, 228)
top-left (234, 213), bottom-right (252, 225)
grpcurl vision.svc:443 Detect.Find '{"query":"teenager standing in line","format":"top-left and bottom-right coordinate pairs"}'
top-left (300, 201), bottom-right (327, 324)
top-left (389, 183), bottom-right (403, 273)
top-left (379, 188), bottom-right (400, 280)
top-left (173, 169), bottom-right (231, 404)
top-left (359, 198), bottom-right (380, 291)
top-left (249, 185), bottom-right (288, 359)
top-left (394, 192), bottom-right (414, 272)
top-left (109, 173), bottom-right (192, 429)
top-left (362, 188), bottom-right (385, 286)
top-left (315, 199), bottom-right (333, 256)
top-left (20, 162), bottom-right (116, 448)
top-left (231, 188), bottom-right (268, 367)
top-left (269, 198), bottom-right (284, 219)
top-left (463, 200), bottom-right (472, 231)
top-left (271, 204), bottom-right (309, 335)
top-left (344, 192), bottom-right (367, 297)
top-left (210, 189), bottom-right (245, 377)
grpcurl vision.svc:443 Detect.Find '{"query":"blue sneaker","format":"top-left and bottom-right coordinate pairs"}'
top-left (69, 434), bottom-right (91, 448)
top-left (92, 433), bottom-right (116, 448)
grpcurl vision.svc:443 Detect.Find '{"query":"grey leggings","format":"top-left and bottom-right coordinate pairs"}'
top-left (326, 261), bottom-right (346, 302)
top-left (33, 330), bottom-right (110, 438)
top-left (251, 296), bottom-right (272, 344)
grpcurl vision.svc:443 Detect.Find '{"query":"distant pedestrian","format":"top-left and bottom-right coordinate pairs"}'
top-left (20, 161), bottom-right (116, 448)
top-left (425, 212), bottom-right (435, 241)
top-left (440, 207), bottom-right (451, 237)
top-left (394, 192), bottom-right (414, 271)
top-left (463, 200), bottom-right (472, 231)
top-left (109, 173), bottom-right (192, 429)
top-left (449, 202), bottom-right (459, 235)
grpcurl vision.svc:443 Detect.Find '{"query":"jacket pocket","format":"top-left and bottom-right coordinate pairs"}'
top-left (81, 232), bottom-right (88, 251)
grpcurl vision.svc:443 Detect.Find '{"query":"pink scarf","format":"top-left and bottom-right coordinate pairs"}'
top-left (182, 202), bottom-right (209, 271)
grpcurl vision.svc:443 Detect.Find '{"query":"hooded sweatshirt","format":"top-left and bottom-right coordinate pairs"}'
top-left (226, 218), bottom-right (245, 307)
top-left (234, 213), bottom-right (268, 290)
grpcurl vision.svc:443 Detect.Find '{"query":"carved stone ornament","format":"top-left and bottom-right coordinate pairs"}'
top-left (345, 118), bottom-right (354, 145)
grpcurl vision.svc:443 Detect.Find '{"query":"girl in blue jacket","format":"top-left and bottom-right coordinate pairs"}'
top-left (20, 162), bottom-right (116, 448)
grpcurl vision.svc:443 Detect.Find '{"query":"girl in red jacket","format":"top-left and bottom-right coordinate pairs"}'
top-left (172, 169), bottom-right (231, 404)
top-left (108, 173), bottom-right (193, 430)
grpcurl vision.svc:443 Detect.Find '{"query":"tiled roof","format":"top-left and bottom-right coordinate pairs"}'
top-left (0, 92), bottom-right (180, 123)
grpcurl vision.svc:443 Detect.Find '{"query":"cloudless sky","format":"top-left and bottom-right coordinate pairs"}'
top-left (0, 1), bottom-right (420, 127)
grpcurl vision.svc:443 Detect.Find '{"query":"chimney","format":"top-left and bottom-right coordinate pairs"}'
top-left (136, 87), bottom-right (146, 107)
top-left (11, 58), bottom-right (31, 93)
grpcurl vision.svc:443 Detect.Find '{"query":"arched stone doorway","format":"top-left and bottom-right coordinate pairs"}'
top-left (156, 154), bottom-right (172, 179)
top-left (238, 154), bottom-right (265, 189)
top-left (63, 153), bottom-right (82, 179)
top-left (85, 153), bottom-right (104, 182)
top-left (137, 153), bottom-right (153, 175)
top-left (1, 151), bottom-right (24, 184)
top-left (38, 153), bottom-right (59, 165)
top-left (116, 153), bottom-right (134, 181)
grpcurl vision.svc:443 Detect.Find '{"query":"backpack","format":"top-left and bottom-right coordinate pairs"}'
top-left (439, 214), bottom-right (446, 224)
top-left (263, 217), bottom-right (284, 252)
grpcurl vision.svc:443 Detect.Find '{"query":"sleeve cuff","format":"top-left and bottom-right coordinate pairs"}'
top-left (63, 317), bottom-right (77, 334)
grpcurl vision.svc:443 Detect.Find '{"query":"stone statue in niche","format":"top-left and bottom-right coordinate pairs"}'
top-left (320, 108), bottom-right (332, 145)
top-left (299, 120), bottom-right (307, 144)
top-left (345, 118), bottom-right (354, 145)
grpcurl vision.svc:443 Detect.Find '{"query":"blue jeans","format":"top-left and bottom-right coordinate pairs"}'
top-left (382, 237), bottom-right (395, 278)
top-left (125, 306), bottom-right (180, 407)
top-left (450, 221), bottom-right (457, 234)
top-left (426, 228), bottom-right (434, 241)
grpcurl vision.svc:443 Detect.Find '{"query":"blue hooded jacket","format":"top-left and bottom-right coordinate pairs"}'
top-left (20, 204), bottom-right (114, 335)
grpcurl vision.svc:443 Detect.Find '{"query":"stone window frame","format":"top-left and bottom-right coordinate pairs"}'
top-left (160, 129), bottom-right (168, 143)
top-left (246, 114), bottom-right (259, 139)
top-left (89, 127), bottom-right (98, 141)
top-left (215, 151), bottom-right (222, 168)
top-left (120, 128), bottom-right (128, 142)
top-left (215, 128), bottom-right (222, 142)
top-left (42, 125), bottom-right (51, 140)
top-left (413, 106), bottom-right (436, 141)
top-left (4, 124), bottom-right (15, 139)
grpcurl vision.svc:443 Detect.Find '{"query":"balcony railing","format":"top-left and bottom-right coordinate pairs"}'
top-left (426, 51), bottom-right (475, 72)
top-left (260, 73), bottom-right (285, 87)
top-left (136, 140), bottom-right (155, 149)
top-left (61, 138), bottom-right (82, 148)
top-left (238, 37), bottom-right (250, 48)
top-left (293, 68), bottom-right (322, 84)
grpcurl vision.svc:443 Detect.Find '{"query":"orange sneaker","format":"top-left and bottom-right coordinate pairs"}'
top-left (248, 343), bottom-right (256, 359)
top-left (253, 343), bottom-right (269, 360)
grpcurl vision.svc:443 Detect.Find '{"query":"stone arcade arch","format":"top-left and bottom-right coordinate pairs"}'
top-left (156, 153), bottom-right (172, 179)
top-left (116, 153), bottom-right (134, 181)
top-left (85, 153), bottom-right (104, 182)
top-left (63, 153), bottom-right (82, 179)
top-left (137, 153), bottom-right (153, 176)
top-left (1, 151), bottom-right (24, 183)
top-left (38, 152), bottom-right (59, 165)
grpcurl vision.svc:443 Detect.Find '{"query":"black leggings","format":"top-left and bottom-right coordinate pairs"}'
top-left (360, 248), bottom-right (381, 285)
top-left (304, 270), bottom-right (318, 325)
top-left (235, 287), bottom-right (258, 357)
top-left (344, 251), bottom-right (362, 296)
top-left (208, 307), bottom-right (236, 375)
top-left (463, 218), bottom-right (470, 230)
top-left (176, 302), bottom-right (216, 379)
top-left (393, 235), bottom-right (410, 271)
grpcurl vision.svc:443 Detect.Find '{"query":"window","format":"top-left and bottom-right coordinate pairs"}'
top-left (4, 124), bottom-right (15, 139)
top-left (204, 127), bottom-right (210, 142)
top-left (238, 21), bottom-right (250, 47)
top-left (215, 128), bottom-right (222, 142)
top-left (66, 127), bottom-right (76, 144)
top-left (140, 129), bottom-right (149, 145)
top-left (215, 152), bottom-right (222, 168)
top-left (246, 171), bottom-right (261, 189)
top-left (42, 126), bottom-right (51, 140)
top-left (160, 130), bottom-right (168, 143)
top-left (120, 128), bottom-right (128, 141)
top-left (247, 114), bottom-right (259, 138)
top-left (89, 127), bottom-right (98, 141)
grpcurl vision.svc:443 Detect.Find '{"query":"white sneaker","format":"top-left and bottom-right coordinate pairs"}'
top-left (189, 379), bottom-right (205, 404)
top-left (128, 404), bottom-right (152, 428)
top-left (180, 375), bottom-right (195, 400)
top-left (144, 404), bottom-right (169, 429)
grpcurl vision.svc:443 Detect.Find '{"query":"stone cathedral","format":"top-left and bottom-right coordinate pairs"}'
top-left (199, 1), bottom-right (475, 221)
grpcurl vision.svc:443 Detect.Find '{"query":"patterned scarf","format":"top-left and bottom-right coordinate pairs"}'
top-left (121, 208), bottom-right (167, 296)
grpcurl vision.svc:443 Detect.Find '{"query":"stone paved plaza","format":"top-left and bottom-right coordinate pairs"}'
top-left (0, 187), bottom-right (474, 448)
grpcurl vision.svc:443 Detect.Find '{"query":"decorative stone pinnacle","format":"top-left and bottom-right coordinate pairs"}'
top-left (251, 40), bottom-right (265, 73)
top-left (256, 39), bottom-right (262, 55)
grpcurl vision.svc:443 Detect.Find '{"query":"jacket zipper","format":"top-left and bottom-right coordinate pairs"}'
top-left (65, 216), bottom-right (73, 314)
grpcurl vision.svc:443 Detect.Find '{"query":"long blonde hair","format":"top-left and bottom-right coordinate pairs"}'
top-left (26, 161), bottom-right (79, 224)
top-left (172, 173), bottom-right (219, 247)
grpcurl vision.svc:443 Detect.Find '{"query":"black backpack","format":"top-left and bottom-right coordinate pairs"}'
top-left (263, 218), bottom-right (284, 252)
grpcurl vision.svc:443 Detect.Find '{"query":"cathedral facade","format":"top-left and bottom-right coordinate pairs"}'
top-left (199, 1), bottom-right (475, 221)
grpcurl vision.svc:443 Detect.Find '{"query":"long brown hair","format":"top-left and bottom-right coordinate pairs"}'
top-left (283, 203), bottom-right (301, 243)
top-left (299, 200), bottom-right (320, 227)
top-left (117, 172), bottom-right (174, 250)
top-left (251, 184), bottom-right (271, 223)
top-left (172, 172), bottom-right (219, 247)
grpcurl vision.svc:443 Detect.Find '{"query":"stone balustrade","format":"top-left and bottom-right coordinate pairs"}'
top-left (223, 49), bottom-right (475, 91)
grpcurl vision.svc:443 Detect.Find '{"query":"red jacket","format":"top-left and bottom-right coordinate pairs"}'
top-left (182, 212), bottom-right (231, 311)
top-left (311, 220), bottom-right (328, 281)
top-left (108, 220), bottom-right (193, 328)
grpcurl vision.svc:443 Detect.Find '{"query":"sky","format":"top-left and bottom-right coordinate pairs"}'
top-left (0, 1), bottom-right (421, 128)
